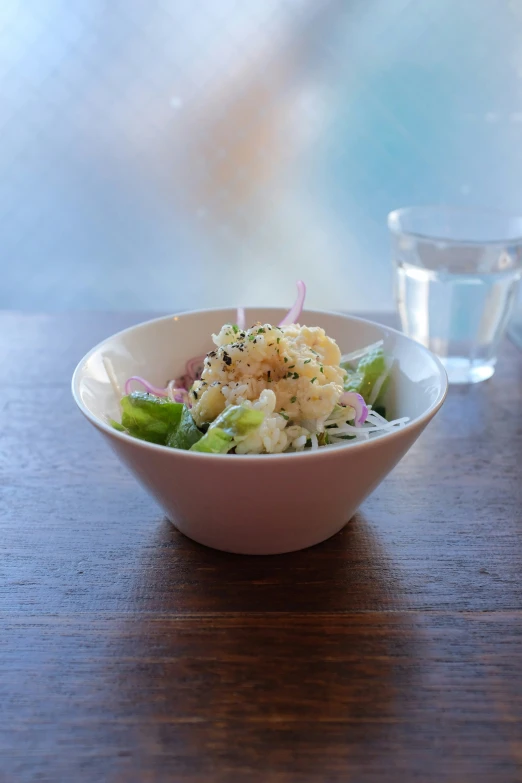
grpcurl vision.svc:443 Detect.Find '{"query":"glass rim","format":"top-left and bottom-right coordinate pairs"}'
top-left (387, 205), bottom-right (522, 246)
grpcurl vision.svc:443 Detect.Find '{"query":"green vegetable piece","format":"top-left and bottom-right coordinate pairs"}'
top-left (211, 405), bottom-right (264, 437)
top-left (190, 427), bottom-right (232, 454)
top-left (189, 404), bottom-right (264, 453)
top-left (120, 392), bottom-right (183, 444)
top-left (342, 367), bottom-right (364, 392)
top-left (167, 406), bottom-right (203, 450)
top-left (109, 418), bottom-right (125, 432)
top-left (343, 347), bottom-right (387, 403)
top-left (317, 431), bottom-right (330, 446)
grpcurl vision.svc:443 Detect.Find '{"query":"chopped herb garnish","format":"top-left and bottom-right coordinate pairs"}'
top-left (258, 327), bottom-right (265, 334)
top-left (276, 337), bottom-right (280, 344)
top-left (288, 365), bottom-right (295, 369)
top-left (310, 349), bottom-right (319, 355)
top-left (304, 359), bottom-right (311, 364)
top-left (292, 372), bottom-right (299, 379)
top-left (232, 325), bottom-right (239, 333)
top-left (248, 335), bottom-right (256, 341)
top-left (284, 357), bottom-right (288, 363)
top-left (318, 431), bottom-right (330, 447)
top-left (280, 412), bottom-right (289, 421)
top-left (311, 377), bottom-right (317, 383)
top-left (290, 396), bottom-right (297, 403)
top-left (320, 366), bottom-right (324, 373)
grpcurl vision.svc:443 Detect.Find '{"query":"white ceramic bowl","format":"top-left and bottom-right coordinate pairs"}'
top-left (72, 308), bottom-right (447, 555)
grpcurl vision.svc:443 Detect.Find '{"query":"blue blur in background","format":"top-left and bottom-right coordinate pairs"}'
top-left (1, 0), bottom-right (522, 313)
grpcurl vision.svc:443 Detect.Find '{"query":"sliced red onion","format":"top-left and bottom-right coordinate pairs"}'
top-left (124, 376), bottom-right (168, 397)
top-left (278, 280), bottom-right (306, 326)
top-left (236, 307), bottom-right (245, 330)
top-left (339, 391), bottom-right (368, 427)
top-left (185, 355), bottom-right (205, 382)
top-left (167, 380), bottom-right (190, 405)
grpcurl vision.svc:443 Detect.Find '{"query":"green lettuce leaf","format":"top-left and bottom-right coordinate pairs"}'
top-left (342, 347), bottom-right (387, 403)
top-left (189, 404), bottom-right (264, 454)
top-left (167, 406), bottom-right (203, 450)
top-left (190, 427), bottom-right (233, 454)
top-left (108, 418), bottom-right (125, 432)
top-left (211, 405), bottom-right (264, 437)
top-left (342, 368), bottom-right (364, 393)
top-left (120, 392), bottom-right (183, 444)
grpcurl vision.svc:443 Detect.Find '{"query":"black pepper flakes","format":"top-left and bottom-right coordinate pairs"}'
top-left (222, 352), bottom-right (232, 366)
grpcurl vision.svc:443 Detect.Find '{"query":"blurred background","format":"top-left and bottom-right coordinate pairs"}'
top-left (2, 0), bottom-right (522, 314)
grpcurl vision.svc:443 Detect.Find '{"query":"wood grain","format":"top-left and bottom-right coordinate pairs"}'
top-left (1, 312), bottom-right (521, 782)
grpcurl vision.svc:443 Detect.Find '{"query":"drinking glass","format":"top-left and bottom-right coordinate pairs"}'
top-left (388, 206), bottom-right (522, 383)
top-left (508, 286), bottom-right (522, 349)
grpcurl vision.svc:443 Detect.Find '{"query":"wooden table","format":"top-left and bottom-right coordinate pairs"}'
top-left (1, 312), bottom-right (521, 783)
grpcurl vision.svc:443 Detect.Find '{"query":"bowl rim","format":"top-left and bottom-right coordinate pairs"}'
top-left (71, 307), bottom-right (448, 462)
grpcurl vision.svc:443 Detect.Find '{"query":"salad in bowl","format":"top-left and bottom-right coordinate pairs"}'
top-left (72, 292), bottom-right (447, 553)
top-left (109, 282), bottom-right (408, 455)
